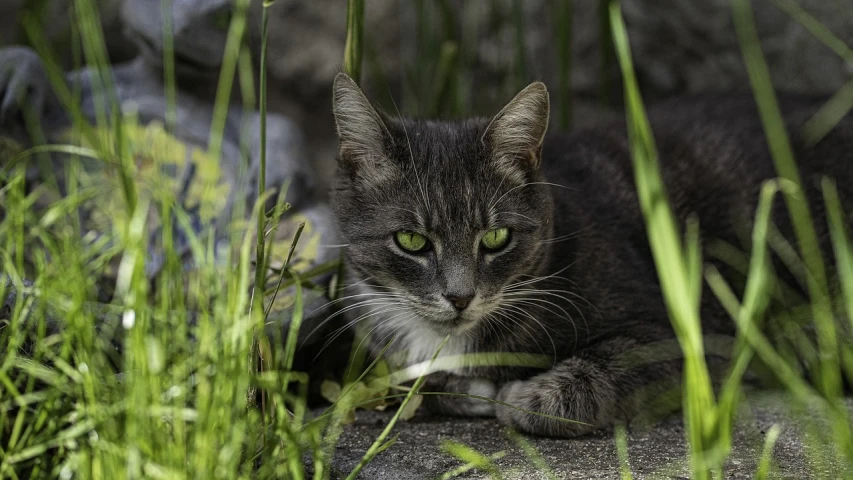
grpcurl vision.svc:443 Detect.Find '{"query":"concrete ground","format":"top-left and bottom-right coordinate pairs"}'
top-left (328, 392), bottom-right (851, 479)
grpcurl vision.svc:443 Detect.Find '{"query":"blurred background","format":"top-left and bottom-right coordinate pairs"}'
top-left (0, 0), bottom-right (851, 192)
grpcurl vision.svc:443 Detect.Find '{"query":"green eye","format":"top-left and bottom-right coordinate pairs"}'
top-left (395, 231), bottom-right (429, 253)
top-left (481, 228), bottom-right (510, 251)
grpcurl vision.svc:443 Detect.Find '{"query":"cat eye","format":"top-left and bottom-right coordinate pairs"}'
top-left (395, 231), bottom-right (430, 253)
top-left (481, 227), bottom-right (510, 251)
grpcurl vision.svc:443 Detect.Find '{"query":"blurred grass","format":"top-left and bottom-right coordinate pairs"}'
top-left (1, 0), bottom-right (328, 478)
top-left (2, 0), bottom-right (853, 478)
top-left (610, 4), bottom-right (719, 476)
top-left (610, 0), bottom-right (853, 477)
top-left (731, 1), bottom-right (853, 472)
top-left (343, 0), bottom-right (364, 84)
top-left (553, 0), bottom-right (572, 129)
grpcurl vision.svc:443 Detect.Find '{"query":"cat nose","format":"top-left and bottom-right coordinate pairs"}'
top-left (444, 293), bottom-right (473, 311)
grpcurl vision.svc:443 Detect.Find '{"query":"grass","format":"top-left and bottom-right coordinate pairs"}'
top-left (2, 0), bottom-right (853, 478)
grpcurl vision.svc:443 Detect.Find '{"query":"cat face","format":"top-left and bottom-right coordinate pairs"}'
top-left (331, 74), bottom-right (553, 335)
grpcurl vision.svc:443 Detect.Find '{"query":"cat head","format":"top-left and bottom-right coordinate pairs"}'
top-left (331, 73), bottom-right (554, 336)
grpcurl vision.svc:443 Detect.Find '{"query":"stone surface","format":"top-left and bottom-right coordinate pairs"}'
top-left (328, 391), bottom-right (850, 479)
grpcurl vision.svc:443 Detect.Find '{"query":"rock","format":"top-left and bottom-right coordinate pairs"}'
top-left (0, 0), bottom-right (135, 67)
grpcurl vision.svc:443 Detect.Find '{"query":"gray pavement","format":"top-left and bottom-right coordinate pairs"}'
top-left (328, 391), bottom-right (851, 479)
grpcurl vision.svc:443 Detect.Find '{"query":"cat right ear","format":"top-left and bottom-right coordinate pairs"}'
top-left (332, 73), bottom-right (390, 165)
top-left (482, 81), bottom-right (550, 170)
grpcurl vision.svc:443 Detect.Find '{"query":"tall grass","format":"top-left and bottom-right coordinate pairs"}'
top-left (0, 0), bottom-right (327, 478)
top-left (608, 0), bottom-right (853, 477)
top-left (610, 5), bottom-right (720, 476)
top-left (731, 0), bottom-right (853, 466)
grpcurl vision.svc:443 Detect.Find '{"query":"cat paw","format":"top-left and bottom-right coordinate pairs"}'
top-left (457, 377), bottom-right (497, 416)
top-left (423, 376), bottom-right (498, 417)
top-left (495, 380), bottom-right (530, 429)
top-left (495, 379), bottom-right (596, 437)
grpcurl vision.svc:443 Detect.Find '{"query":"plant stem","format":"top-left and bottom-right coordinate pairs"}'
top-left (344, 0), bottom-right (365, 84)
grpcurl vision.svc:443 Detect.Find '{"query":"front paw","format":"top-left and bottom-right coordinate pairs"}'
top-left (495, 380), bottom-right (530, 430)
top-left (457, 377), bottom-right (498, 416)
top-left (422, 376), bottom-right (498, 417)
top-left (495, 379), bottom-right (597, 437)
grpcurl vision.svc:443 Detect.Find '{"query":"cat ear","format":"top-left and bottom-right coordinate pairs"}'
top-left (481, 82), bottom-right (550, 169)
top-left (332, 73), bottom-right (391, 164)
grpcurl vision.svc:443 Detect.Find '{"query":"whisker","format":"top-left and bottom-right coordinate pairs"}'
top-left (389, 97), bottom-right (431, 213)
top-left (302, 296), bottom-right (406, 342)
top-left (493, 302), bottom-right (557, 361)
top-left (539, 226), bottom-right (593, 245)
top-left (339, 308), bottom-right (414, 361)
top-left (491, 181), bottom-right (579, 213)
top-left (502, 288), bottom-right (591, 336)
top-left (504, 297), bottom-right (579, 352)
top-left (315, 304), bottom-right (412, 358)
top-left (491, 211), bottom-right (538, 224)
top-left (502, 260), bottom-right (580, 290)
top-left (487, 168), bottom-right (513, 216)
top-left (490, 307), bottom-right (552, 359)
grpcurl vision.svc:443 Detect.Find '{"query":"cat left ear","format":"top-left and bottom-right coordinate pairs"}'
top-left (332, 72), bottom-right (391, 164)
top-left (481, 82), bottom-right (550, 169)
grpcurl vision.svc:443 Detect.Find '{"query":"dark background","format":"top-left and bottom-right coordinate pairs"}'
top-left (1, 0), bottom-right (851, 190)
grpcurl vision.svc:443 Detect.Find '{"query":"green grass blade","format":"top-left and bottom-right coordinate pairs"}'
top-left (512, 0), bottom-right (527, 92)
top-left (345, 336), bottom-right (450, 480)
top-left (160, 0), bottom-right (177, 132)
top-left (252, 0), bottom-right (272, 321)
top-left (553, 0), bottom-right (572, 129)
top-left (206, 0), bottom-right (251, 162)
top-left (714, 181), bottom-right (781, 449)
top-left (804, 78), bottom-right (853, 144)
top-left (610, 2), bottom-right (716, 477)
top-left (755, 424), bottom-right (782, 480)
top-left (507, 429), bottom-right (558, 480)
top-left (615, 424), bottom-right (633, 480)
top-left (732, 0), bottom-right (839, 399)
top-left (823, 178), bottom-right (853, 333)
top-left (769, 0), bottom-right (853, 65)
top-left (440, 440), bottom-right (505, 480)
top-left (437, 450), bottom-right (507, 480)
top-left (344, 0), bottom-right (365, 84)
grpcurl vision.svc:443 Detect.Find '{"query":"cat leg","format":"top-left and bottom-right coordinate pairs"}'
top-left (494, 335), bottom-right (687, 437)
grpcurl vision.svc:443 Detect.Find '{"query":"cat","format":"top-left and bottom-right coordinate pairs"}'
top-left (328, 72), bottom-right (853, 437)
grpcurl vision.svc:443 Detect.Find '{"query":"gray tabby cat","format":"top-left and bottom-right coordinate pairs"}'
top-left (329, 72), bottom-right (853, 437)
